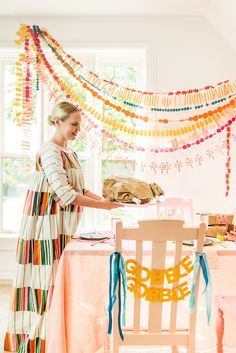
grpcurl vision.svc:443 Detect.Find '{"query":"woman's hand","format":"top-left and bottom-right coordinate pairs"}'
top-left (72, 194), bottom-right (123, 209)
top-left (98, 198), bottom-right (124, 210)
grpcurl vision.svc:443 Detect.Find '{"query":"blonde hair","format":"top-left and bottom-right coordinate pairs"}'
top-left (48, 101), bottom-right (80, 126)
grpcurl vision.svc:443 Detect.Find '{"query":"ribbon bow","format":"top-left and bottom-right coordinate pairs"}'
top-left (107, 251), bottom-right (127, 340)
top-left (189, 251), bottom-right (212, 324)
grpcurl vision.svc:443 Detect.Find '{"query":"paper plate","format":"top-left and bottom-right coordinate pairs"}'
top-left (79, 232), bottom-right (109, 240)
top-left (182, 238), bottom-right (213, 246)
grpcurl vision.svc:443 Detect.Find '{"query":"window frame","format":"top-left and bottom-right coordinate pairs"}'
top-left (0, 47), bottom-right (147, 236)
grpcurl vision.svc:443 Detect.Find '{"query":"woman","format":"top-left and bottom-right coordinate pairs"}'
top-left (4, 101), bottom-right (122, 353)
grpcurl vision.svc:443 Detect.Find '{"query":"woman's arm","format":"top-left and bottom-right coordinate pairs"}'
top-left (40, 144), bottom-right (121, 210)
top-left (71, 193), bottom-right (122, 210)
top-left (84, 189), bottom-right (102, 201)
top-left (40, 144), bottom-right (80, 207)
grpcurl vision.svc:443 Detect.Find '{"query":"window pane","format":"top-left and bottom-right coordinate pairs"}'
top-left (102, 159), bottom-right (135, 181)
top-left (2, 158), bottom-right (34, 232)
top-left (4, 64), bottom-right (39, 154)
top-left (2, 157), bottom-right (86, 232)
top-left (101, 65), bottom-right (139, 154)
top-left (103, 66), bottom-right (138, 88)
top-left (76, 159), bottom-right (87, 229)
top-left (52, 65), bottom-right (87, 153)
top-left (78, 159), bottom-right (86, 172)
top-left (98, 204), bottom-right (146, 230)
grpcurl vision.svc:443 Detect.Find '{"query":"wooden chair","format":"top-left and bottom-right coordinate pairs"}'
top-left (156, 198), bottom-right (194, 225)
top-left (113, 219), bottom-right (206, 353)
top-left (216, 295), bottom-right (236, 353)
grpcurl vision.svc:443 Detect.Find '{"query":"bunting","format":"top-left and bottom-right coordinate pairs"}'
top-left (13, 24), bottom-right (236, 196)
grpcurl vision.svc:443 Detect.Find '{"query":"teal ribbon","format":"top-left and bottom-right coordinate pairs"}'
top-left (189, 251), bottom-right (212, 324)
top-left (107, 251), bottom-right (127, 340)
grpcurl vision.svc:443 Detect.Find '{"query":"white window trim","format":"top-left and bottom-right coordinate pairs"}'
top-left (0, 47), bottom-right (147, 236)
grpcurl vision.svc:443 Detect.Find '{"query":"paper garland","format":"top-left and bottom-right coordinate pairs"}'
top-left (35, 25), bottom-right (236, 109)
top-left (24, 27), bottom-right (236, 140)
top-left (82, 115), bottom-right (231, 175)
top-left (13, 24), bottom-right (235, 196)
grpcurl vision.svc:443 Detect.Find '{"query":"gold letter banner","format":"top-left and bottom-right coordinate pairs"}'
top-left (126, 256), bottom-right (194, 302)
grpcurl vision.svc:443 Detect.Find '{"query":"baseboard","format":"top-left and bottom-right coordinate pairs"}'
top-left (0, 278), bottom-right (13, 285)
top-left (0, 266), bottom-right (15, 282)
top-left (0, 237), bottom-right (17, 281)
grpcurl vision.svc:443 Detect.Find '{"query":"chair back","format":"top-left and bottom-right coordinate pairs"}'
top-left (157, 198), bottom-right (194, 225)
top-left (113, 219), bottom-right (206, 353)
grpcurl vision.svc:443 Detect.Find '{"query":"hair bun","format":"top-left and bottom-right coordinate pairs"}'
top-left (49, 101), bottom-right (79, 126)
top-left (48, 115), bottom-right (54, 126)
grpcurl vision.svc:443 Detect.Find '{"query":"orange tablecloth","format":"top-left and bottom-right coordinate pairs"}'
top-left (46, 240), bottom-right (236, 353)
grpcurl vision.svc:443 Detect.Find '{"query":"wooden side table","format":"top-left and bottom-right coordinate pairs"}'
top-left (216, 295), bottom-right (236, 353)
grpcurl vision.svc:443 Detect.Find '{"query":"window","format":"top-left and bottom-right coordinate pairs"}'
top-left (1, 52), bottom-right (40, 233)
top-left (0, 48), bottom-right (146, 235)
top-left (94, 50), bottom-right (147, 229)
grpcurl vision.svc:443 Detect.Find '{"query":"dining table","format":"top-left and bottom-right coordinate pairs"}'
top-left (46, 234), bottom-right (236, 353)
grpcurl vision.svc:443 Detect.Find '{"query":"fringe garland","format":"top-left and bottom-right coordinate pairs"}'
top-left (13, 24), bottom-right (236, 196)
top-left (37, 25), bottom-right (236, 109)
top-left (24, 28), bottom-right (236, 138)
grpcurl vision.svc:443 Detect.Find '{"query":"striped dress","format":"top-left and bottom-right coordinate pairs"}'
top-left (4, 141), bottom-right (85, 353)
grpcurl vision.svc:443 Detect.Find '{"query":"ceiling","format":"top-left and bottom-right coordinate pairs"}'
top-left (0, 0), bottom-right (210, 17)
top-left (0, 0), bottom-right (235, 52)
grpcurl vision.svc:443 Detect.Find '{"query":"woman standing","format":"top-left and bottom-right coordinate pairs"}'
top-left (4, 101), bottom-right (122, 353)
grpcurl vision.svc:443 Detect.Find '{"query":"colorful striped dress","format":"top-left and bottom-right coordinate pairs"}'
top-left (4, 141), bottom-right (85, 353)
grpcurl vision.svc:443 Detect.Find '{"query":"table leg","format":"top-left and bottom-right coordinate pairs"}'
top-left (216, 307), bottom-right (224, 353)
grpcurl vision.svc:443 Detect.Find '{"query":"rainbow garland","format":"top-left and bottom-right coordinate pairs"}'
top-left (20, 29), bottom-right (236, 138)
top-left (14, 24), bottom-right (236, 196)
top-left (37, 26), bottom-right (236, 110)
top-left (36, 27), bottom-right (236, 114)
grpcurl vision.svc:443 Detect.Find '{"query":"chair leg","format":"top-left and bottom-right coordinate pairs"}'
top-left (216, 308), bottom-right (224, 353)
top-left (112, 337), bottom-right (119, 353)
top-left (187, 337), bottom-right (196, 353)
top-left (172, 346), bottom-right (179, 353)
top-left (113, 344), bottom-right (119, 353)
top-left (187, 342), bottom-right (195, 353)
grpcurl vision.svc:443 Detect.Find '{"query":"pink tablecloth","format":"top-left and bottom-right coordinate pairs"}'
top-left (46, 241), bottom-right (111, 353)
top-left (46, 240), bottom-right (236, 353)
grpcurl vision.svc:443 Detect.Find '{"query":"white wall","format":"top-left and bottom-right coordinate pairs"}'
top-left (0, 15), bottom-right (236, 279)
top-left (207, 0), bottom-right (236, 53)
